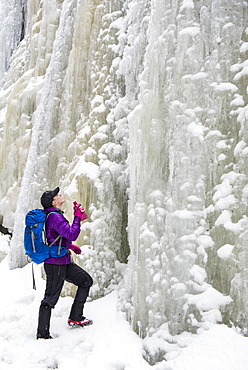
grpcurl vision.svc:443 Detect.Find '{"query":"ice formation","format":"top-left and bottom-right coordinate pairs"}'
top-left (0, 0), bottom-right (247, 365)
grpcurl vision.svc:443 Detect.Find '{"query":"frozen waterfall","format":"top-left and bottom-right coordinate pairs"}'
top-left (0, 0), bottom-right (26, 85)
top-left (0, 0), bottom-right (248, 365)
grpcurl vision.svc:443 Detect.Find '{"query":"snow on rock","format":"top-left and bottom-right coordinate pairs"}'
top-left (186, 285), bottom-right (232, 312)
top-left (217, 244), bottom-right (235, 259)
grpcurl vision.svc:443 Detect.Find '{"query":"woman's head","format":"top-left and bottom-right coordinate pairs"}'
top-left (40, 187), bottom-right (64, 209)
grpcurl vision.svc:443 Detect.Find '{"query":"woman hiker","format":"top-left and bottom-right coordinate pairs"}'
top-left (37, 187), bottom-right (93, 339)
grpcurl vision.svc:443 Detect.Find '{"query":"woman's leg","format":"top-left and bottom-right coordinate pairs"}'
top-left (37, 264), bottom-right (66, 338)
top-left (66, 262), bottom-right (93, 321)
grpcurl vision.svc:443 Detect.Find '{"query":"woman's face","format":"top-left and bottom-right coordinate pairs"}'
top-left (52, 193), bottom-right (65, 209)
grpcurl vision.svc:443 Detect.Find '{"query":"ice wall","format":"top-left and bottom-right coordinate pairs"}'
top-left (121, 0), bottom-right (248, 356)
top-left (0, 0), bottom-right (248, 363)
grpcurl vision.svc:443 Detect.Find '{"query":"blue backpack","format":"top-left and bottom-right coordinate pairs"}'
top-left (24, 209), bottom-right (66, 264)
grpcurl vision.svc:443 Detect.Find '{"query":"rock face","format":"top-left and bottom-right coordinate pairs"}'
top-left (0, 0), bottom-right (248, 352)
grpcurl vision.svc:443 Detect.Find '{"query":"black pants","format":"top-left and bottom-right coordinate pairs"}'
top-left (37, 262), bottom-right (93, 337)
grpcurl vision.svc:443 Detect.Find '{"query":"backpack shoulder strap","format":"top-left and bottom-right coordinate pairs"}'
top-left (44, 212), bottom-right (63, 249)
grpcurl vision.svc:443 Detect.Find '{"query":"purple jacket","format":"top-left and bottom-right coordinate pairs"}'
top-left (44, 207), bottom-right (81, 265)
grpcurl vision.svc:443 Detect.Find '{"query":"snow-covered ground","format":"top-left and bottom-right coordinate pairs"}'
top-left (0, 245), bottom-right (248, 370)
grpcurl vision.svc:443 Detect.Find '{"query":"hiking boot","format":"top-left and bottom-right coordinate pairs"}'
top-left (36, 333), bottom-right (53, 340)
top-left (68, 317), bottom-right (93, 327)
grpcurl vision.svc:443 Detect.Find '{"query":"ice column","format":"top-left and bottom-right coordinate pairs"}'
top-left (0, 0), bottom-right (26, 85)
top-left (9, 0), bottom-right (78, 268)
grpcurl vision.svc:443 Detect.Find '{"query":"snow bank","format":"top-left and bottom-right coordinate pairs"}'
top-left (1, 256), bottom-right (248, 370)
